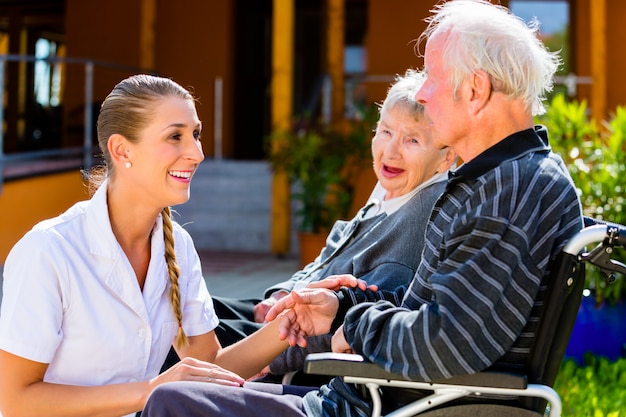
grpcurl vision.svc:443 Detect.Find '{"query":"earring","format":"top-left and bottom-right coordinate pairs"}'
top-left (125, 161), bottom-right (132, 169)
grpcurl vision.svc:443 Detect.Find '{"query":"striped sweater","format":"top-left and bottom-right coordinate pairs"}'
top-left (303, 126), bottom-right (583, 417)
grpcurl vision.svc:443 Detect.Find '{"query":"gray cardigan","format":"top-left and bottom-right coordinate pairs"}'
top-left (267, 179), bottom-right (447, 374)
top-left (266, 180), bottom-right (447, 297)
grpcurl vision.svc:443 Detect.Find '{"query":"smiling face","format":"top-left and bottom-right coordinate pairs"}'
top-left (372, 103), bottom-right (451, 200)
top-left (123, 96), bottom-right (204, 208)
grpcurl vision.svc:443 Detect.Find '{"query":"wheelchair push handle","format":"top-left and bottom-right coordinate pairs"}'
top-left (573, 218), bottom-right (626, 283)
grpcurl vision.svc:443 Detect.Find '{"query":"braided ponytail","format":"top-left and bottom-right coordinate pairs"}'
top-left (161, 206), bottom-right (188, 348)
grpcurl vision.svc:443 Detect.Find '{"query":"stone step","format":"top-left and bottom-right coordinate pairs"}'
top-left (173, 159), bottom-right (278, 253)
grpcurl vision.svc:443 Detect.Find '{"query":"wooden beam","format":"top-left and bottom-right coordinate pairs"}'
top-left (324, 0), bottom-right (345, 123)
top-left (270, 0), bottom-right (294, 255)
top-left (140, 0), bottom-right (156, 71)
top-left (590, 0), bottom-right (606, 122)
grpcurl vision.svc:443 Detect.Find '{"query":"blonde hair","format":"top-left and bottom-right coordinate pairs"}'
top-left (161, 207), bottom-right (188, 347)
top-left (88, 74), bottom-right (194, 348)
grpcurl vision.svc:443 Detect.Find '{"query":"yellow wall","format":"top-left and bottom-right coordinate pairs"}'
top-left (0, 171), bottom-right (88, 263)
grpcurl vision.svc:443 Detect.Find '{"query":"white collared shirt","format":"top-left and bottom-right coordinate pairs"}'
top-left (363, 171), bottom-right (449, 220)
top-left (0, 181), bottom-right (217, 392)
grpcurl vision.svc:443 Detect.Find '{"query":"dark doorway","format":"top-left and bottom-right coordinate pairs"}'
top-left (233, 0), bottom-right (325, 160)
top-left (233, 0), bottom-right (273, 160)
top-left (232, 0), bottom-right (366, 160)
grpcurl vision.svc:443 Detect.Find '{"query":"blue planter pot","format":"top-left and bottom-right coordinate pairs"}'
top-left (565, 294), bottom-right (626, 364)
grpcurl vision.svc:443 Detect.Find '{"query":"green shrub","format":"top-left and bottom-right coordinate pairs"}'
top-left (538, 94), bottom-right (626, 304)
top-left (266, 111), bottom-right (375, 234)
top-left (554, 356), bottom-right (626, 416)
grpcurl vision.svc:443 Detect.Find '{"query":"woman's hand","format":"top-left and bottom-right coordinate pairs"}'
top-left (0, 350), bottom-right (244, 416)
top-left (306, 274), bottom-right (378, 292)
top-left (253, 290), bottom-right (289, 323)
top-left (153, 357), bottom-right (245, 387)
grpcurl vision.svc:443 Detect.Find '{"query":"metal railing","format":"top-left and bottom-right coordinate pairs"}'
top-left (0, 54), bottom-right (594, 194)
top-left (0, 54), bottom-right (148, 193)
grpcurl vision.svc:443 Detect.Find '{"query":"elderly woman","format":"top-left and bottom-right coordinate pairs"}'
top-left (208, 68), bottom-right (456, 377)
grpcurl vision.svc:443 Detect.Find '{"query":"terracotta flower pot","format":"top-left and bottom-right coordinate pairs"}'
top-left (297, 232), bottom-right (327, 269)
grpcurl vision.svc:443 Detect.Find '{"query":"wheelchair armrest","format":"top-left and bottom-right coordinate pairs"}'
top-left (304, 352), bottom-right (528, 389)
top-left (304, 352), bottom-right (399, 380)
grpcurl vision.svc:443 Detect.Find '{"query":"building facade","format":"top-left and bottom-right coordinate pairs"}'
top-left (0, 0), bottom-right (623, 258)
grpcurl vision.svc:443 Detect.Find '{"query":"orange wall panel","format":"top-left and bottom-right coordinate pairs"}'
top-left (156, 0), bottom-right (236, 158)
top-left (605, 1), bottom-right (626, 109)
top-left (63, 0), bottom-right (236, 157)
top-left (0, 172), bottom-right (88, 262)
top-left (366, 1), bottom-right (432, 102)
top-left (63, 0), bottom-right (146, 148)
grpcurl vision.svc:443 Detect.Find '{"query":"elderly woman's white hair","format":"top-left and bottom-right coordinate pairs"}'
top-left (378, 69), bottom-right (426, 118)
top-left (417, 0), bottom-right (561, 115)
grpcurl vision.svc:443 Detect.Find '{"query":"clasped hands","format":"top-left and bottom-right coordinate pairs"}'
top-left (264, 274), bottom-right (377, 353)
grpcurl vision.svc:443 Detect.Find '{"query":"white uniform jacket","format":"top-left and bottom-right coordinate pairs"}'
top-left (0, 181), bottom-right (217, 389)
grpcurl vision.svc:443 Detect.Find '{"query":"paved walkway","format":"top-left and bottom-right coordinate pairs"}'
top-left (198, 250), bottom-right (299, 298)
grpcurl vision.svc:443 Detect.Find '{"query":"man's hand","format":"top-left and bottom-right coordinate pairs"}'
top-left (265, 288), bottom-right (339, 347)
top-left (253, 290), bottom-right (289, 323)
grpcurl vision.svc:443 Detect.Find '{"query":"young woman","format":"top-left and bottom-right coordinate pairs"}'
top-left (0, 74), bottom-right (314, 417)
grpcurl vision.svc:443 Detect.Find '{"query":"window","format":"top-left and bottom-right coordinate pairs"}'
top-left (510, 0), bottom-right (570, 96)
top-left (34, 37), bottom-right (64, 108)
top-left (509, 1), bottom-right (570, 71)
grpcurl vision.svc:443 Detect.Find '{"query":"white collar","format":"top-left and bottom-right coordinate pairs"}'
top-left (362, 171), bottom-right (448, 219)
top-left (86, 179), bottom-right (164, 259)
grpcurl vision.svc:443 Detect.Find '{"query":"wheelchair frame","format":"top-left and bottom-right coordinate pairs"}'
top-left (303, 220), bottom-right (626, 417)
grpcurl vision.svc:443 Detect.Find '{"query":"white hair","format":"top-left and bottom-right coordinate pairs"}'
top-left (417, 0), bottom-right (561, 115)
top-left (379, 69), bottom-right (426, 118)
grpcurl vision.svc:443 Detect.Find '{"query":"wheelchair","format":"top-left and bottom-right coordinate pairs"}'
top-left (302, 217), bottom-right (626, 417)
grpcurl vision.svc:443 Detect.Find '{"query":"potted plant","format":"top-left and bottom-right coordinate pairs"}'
top-left (267, 110), bottom-right (375, 266)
